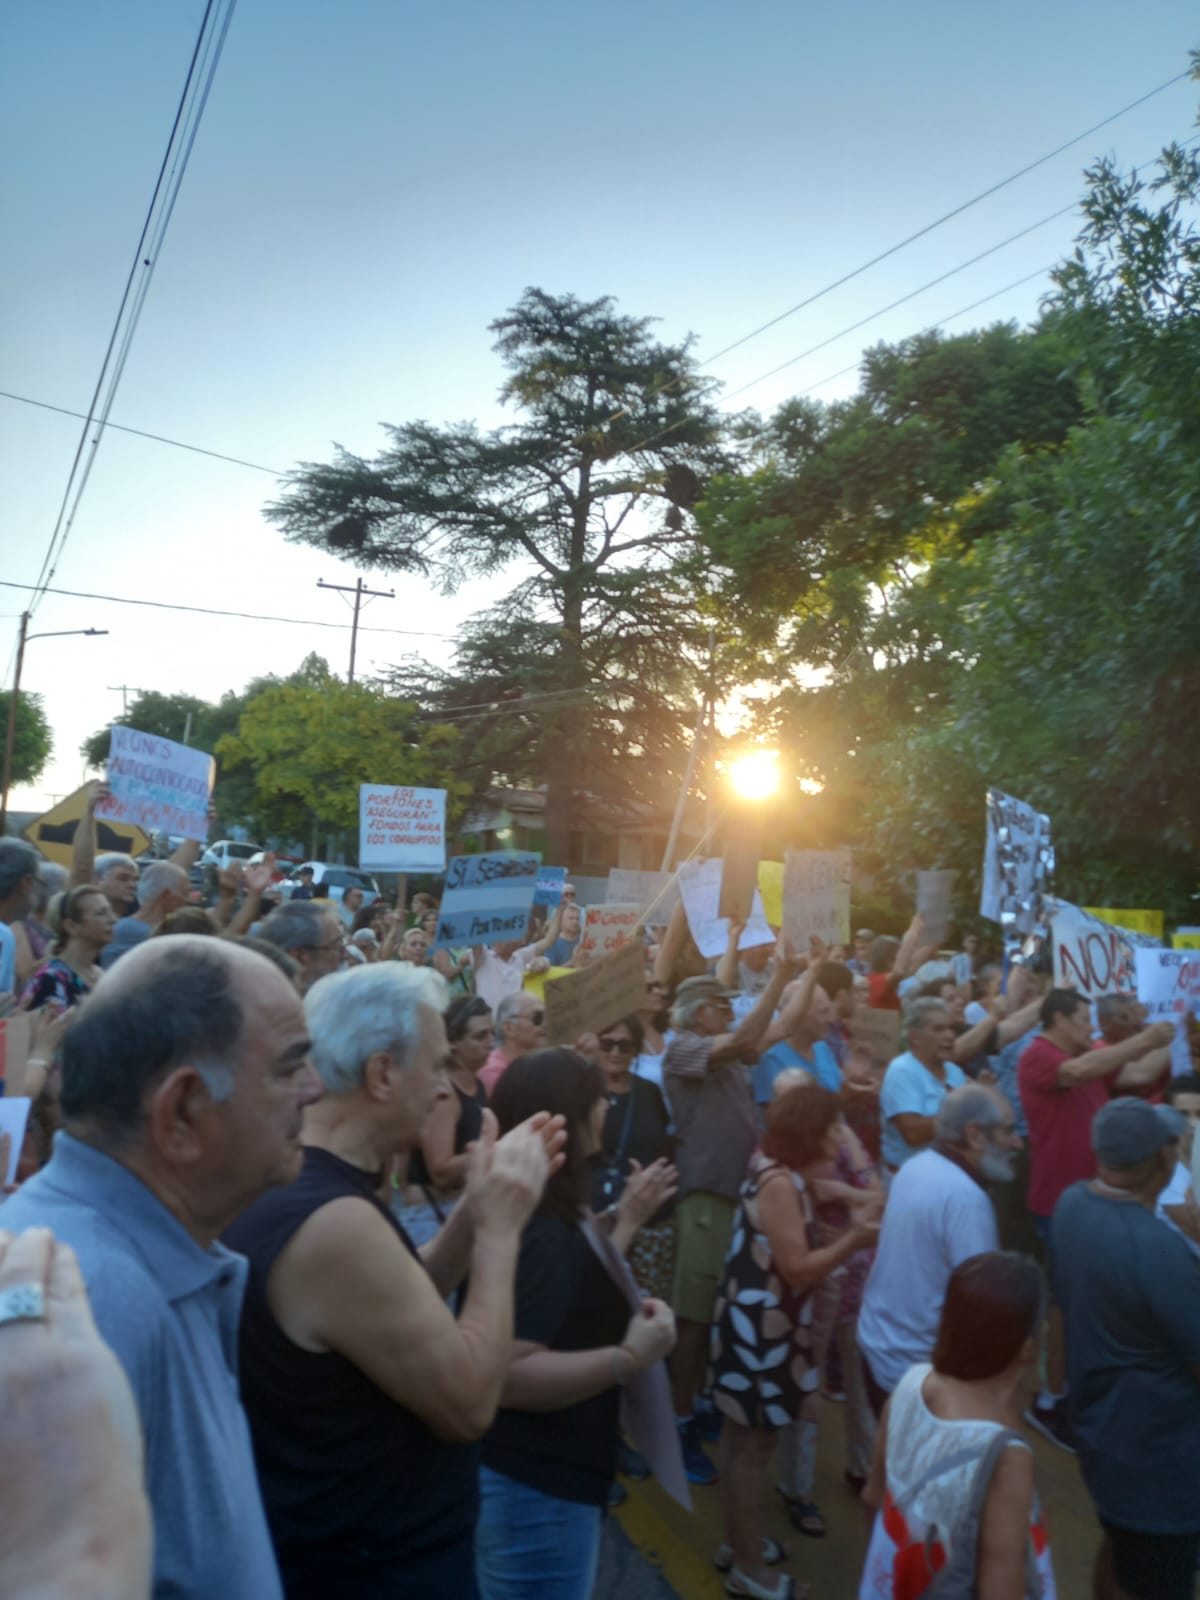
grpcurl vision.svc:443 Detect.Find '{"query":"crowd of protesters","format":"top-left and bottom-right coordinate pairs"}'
top-left (1, 806), bottom-right (1198, 1600)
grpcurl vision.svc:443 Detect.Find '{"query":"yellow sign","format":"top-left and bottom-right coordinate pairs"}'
top-left (1083, 908), bottom-right (1164, 940)
top-left (757, 861), bottom-right (785, 927)
top-left (1173, 933), bottom-right (1200, 951)
top-left (522, 965), bottom-right (572, 1002)
top-left (23, 783), bottom-right (151, 869)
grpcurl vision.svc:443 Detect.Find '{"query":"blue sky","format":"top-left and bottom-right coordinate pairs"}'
top-left (2, 0), bottom-right (1196, 811)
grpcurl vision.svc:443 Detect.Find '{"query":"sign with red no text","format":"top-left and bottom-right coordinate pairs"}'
top-left (359, 785), bottom-right (447, 871)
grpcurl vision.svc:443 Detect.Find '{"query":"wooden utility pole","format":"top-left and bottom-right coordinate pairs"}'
top-left (316, 577), bottom-right (395, 685)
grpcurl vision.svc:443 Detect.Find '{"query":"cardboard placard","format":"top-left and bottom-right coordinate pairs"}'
top-left (782, 849), bottom-right (851, 948)
top-left (917, 869), bottom-right (957, 948)
top-left (719, 828), bottom-right (762, 924)
top-left (1049, 901), bottom-right (1160, 999)
top-left (0, 1013), bottom-right (32, 1098)
top-left (359, 785), bottom-right (447, 870)
top-left (1135, 948), bottom-right (1200, 1077)
top-left (757, 861), bottom-right (785, 927)
top-left (578, 902), bottom-right (641, 960)
top-left (544, 940), bottom-right (648, 1045)
top-left (533, 867), bottom-right (567, 909)
top-left (678, 858), bottom-right (774, 959)
top-left (98, 726), bottom-right (214, 842)
top-left (606, 868), bottom-right (680, 924)
top-left (979, 787), bottom-right (1051, 935)
top-left (433, 852), bottom-right (541, 950)
top-left (851, 1005), bottom-right (902, 1069)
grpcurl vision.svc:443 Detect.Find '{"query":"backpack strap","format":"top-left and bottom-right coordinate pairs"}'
top-left (923, 1428), bottom-right (1042, 1598)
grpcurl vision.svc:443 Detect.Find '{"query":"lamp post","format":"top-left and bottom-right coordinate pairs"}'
top-left (0, 611), bottom-right (108, 832)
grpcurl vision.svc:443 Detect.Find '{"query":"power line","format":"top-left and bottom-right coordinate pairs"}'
top-left (0, 389), bottom-right (284, 476)
top-left (0, 580), bottom-right (454, 639)
top-left (27, 0), bottom-right (238, 618)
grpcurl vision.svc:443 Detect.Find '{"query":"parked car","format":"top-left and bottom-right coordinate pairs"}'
top-left (201, 839), bottom-right (262, 873)
top-left (280, 862), bottom-right (381, 907)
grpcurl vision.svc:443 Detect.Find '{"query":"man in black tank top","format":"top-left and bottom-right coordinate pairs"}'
top-left (225, 961), bottom-right (564, 1599)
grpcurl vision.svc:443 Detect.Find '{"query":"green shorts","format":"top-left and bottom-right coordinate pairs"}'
top-left (672, 1191), bottom-right (736, 1325)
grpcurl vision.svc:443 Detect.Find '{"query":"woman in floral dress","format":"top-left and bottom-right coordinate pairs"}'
top-left (709, 1084), bottom-right (880, 1600)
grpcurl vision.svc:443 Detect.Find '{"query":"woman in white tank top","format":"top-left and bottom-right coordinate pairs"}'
top-left (859, 1252), bottom-right (1056, 1599)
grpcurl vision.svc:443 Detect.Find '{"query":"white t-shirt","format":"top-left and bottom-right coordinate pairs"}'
top-left (880, 1052), bottom-right (967, 1172)
top-left (472, 944), bottom-right (538, 1013)
top-left (1157, 1159), bottom-right (1200, 1257)
top-left (633, 1031), bottom-right (676, 1092)
top-left (858, 1148), bottom-right (998, 1392)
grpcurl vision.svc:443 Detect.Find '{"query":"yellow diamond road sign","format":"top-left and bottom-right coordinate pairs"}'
top-left (23, 783), bottom-right (152, 869)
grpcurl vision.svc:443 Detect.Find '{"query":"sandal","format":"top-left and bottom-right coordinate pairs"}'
top-left (783, 1497), bottom-right (826, 1538)
top-left (724, 1570), bottom-right (802, 1599)
top-left (714, 1537), bottom-right (787, 1572)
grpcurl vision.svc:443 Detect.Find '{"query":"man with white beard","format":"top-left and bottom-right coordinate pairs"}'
top-left (857, 1084), bottom-right (1023, 1415)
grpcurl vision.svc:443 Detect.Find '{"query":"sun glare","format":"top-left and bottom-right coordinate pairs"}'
top-left (728, 751), bottom-right (781, 802)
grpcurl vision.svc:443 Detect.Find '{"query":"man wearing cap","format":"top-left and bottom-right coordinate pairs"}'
top-left (1053, 1097), bottom-right (1200, 1600)
top-left (662, 940), bottom-right (797, 1482)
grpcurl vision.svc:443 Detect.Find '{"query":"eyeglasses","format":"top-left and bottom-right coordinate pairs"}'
top-left (316, 936), bottom-right (345, 952)
top-left (527, 1009), bottom-right (545, 1026)
top-left (598, 1037), bottom-right (637, 1057)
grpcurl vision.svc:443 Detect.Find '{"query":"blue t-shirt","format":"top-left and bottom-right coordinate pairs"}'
top-left (0, 921), bottom-right (14, 999)
top-left (1053, 1181), bottom-right (1200, 1533)
top-left (880, 1051), bottom-right (967, 1172)
top-left (544, 936), bottom-right (578, 967)
top-left (752, 1038), bottom-right (841, 1104)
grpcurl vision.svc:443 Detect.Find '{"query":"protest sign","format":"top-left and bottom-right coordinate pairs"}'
top-left (782, 850), bottom-right (851, 949)
top-left (1083, 908), bottom-right (1164, 941)
top-left (578, 902), bottom-right (641, 960)
top-left (606, 868), bottom-right (680, 923)
top-left (851, 1005), bottom-right (902, 1070)
top-left (359, 785), bottom-right (447, 871)
top-left (1175, 929), bottom-right (1200, 951)
top-left (544, 940), bottom-right (648, 1045)
top-left (0, 1098), bottom-right (31, 1185)
top-left (98, 726), bottom-right (214, 842)
top-left (1135, 948), bottom-right (1200, 1077)
top-left (433, 852), bottom-right (541, 950)
top-left (0, 1013), bottom-right (32, 1098)
top-left (1049, 901), bottom-right (1160, 999)
top-left (521, 965), bottom-right (572, 1002)
top-left (979, 788), bottom-right (1053, 939)
top-left (533, 867), bottom-right (567, 909)
top-left (719, 829), bottom-right (762, 923)
top-left (757, 861), bottom-right (784, 927)
top-left (678, 858), bottom-right (774, 959)
top-left (917, 870), bottom-right (957, 948)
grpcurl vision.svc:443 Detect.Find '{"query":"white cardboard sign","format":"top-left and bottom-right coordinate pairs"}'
top-left (359, 785), bottom-right (447, 870)
top-left (677, 858), bottom-right (774, 959)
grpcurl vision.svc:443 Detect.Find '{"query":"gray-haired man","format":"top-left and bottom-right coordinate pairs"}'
top-left (100, 860), bottom-right (190, 969)
top-left (260, 901), bottom-right (345, 993)
top-left (858, 1083), bottom-right (1022, 1413)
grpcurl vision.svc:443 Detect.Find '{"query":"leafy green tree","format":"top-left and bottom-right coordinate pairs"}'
top-left (267, 288), bottom-right (729, 862)
top-left (80, 693), bottom-right (216, 769)
top-left (1, 690), bottom-right (52, 789)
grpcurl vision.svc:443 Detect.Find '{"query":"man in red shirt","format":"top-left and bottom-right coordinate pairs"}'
top-left (1017, 988), bottom-right (1173, 1449)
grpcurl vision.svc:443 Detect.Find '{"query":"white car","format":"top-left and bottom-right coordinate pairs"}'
top-left (281, 861), bottom-right (381, 907)
top-left (200, 840), bottom-right (262, 873)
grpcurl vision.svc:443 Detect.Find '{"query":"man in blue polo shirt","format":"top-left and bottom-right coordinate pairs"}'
top-left (879, 997), bottom-right (967, 1173)
top-left (1, 935), bottom-right (324, 1600)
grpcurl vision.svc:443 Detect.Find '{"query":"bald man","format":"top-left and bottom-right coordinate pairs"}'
top-left (1, 936), bottom-right (324, 1600)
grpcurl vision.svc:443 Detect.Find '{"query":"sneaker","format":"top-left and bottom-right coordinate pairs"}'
top-left (618, 1439), bottom-right (651, 1481)
top-left (1025, 1399), bottom-right (1076, 1454)
top-left (677, 1418), bottom-right (719, 1485)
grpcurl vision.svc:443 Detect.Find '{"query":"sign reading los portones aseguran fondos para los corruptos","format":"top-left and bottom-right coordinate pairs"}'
top-left (358, 785), bottom-right (447, 871)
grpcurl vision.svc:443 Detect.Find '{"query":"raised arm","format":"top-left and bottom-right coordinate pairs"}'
top-left (709, 945), bottom-right (797, 1068)
top-left (68, 781), bottom-right (101, 889)
top-left (715, 919), bottom-right (743, 991)
top-left (758, 1168), bottom-right (878, 1294)
top-left (526, 904), bottom-right (563, 960)
top-left (654, 900), bottom-right (690, 987)
top-left (1057, 1021), bottom-right (1175, 1087)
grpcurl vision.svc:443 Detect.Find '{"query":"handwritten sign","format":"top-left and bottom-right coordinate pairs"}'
top-left (1050, 901), bottom-right (1160, 999)
top-left (606, 869), bottom-right (680, 923)
top-left (783, 850), bottom-right (851, 948)
top-left (544, 940), bottom-right (647, 1045)
top-left (980, 788), bottom-right (1052, 938)
top-left (1136, 948), bottom-right (1200, 1077)
top-left (719, 830), bottom-right (762, 923)
top-left (359, 784), bottom-right (447, 870)
top-left (917, 870), bottom-right (957, 948)
top-left (1083, 909), bottom-right (1165, 941)
top-left (851, 1005), bottom-right (902, 1070)
top-left (533, 867), bottom-right (567, 909)
top-left (98, 726), bottom-right (214, 842)
top-left (578, 902), bottom-right (641, 960)
top-left (678, 858), bottom-right (774, 959)
top-left (433, 852), bottom-right (541, 951)
top-left (0, 1014), bottom-right (32, 1098)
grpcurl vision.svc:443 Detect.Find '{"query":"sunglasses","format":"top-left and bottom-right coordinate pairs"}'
top-left (528, 1009), bottom-right (545, 1026)
top-left (598, 1037), bottom-right (636, 1056)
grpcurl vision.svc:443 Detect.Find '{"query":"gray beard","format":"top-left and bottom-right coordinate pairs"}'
top-left (979, 1145), bottom-right (1017, 1184)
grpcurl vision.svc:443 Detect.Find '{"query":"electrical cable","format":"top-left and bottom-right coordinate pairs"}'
top-left (0, 392), bottom-right (284, 473)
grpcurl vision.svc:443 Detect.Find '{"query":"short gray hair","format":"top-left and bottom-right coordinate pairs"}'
top-left (496, 990), bottom-right (532, 1037)
top-left (304, 962), bottom-right (448, 1094)
top-left (906, 996), bottom-right (951, 1034)
top-left (0, 837), bottom-right (39, 899)
top-left (95, 852), bottom-right (137, 881)
top-left (34, 859), bottom-right (68, 911)
top-left (935, 1084), bottom-right (1005, 1146)
top-left (261, 901), bottom-right (330, 953)
top-left (672, 991), bottom-right (710, 1031)
top-left (137, 861), bottom-right (188, 907)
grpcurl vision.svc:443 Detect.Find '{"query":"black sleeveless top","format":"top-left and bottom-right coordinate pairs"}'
top-left (223, 1148), bottom-right (479, 1590)
top-left (407, 1079), bottom-right (487, 1190)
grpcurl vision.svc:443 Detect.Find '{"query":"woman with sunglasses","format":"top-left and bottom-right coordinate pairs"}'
top-left (592, 1015), bottom-right (677, 1303)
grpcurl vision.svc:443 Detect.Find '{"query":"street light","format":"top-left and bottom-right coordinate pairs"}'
top-left (0, 610), bottom-right (109, 831)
